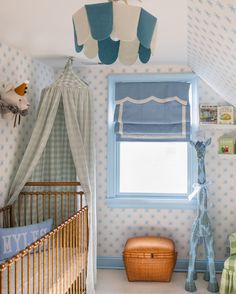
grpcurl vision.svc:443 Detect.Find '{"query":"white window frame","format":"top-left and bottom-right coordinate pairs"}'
top-left (107, 73), bottom-right (198, 209)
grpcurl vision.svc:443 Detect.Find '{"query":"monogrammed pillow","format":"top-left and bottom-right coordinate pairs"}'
top-left (0, 218), bottom-right (53, 260)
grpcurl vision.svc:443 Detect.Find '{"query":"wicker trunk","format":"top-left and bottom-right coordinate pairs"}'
top-left (123, 236), bottom-right (177, 282)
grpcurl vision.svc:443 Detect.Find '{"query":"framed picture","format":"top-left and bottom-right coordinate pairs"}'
top-left (199, 104), bottom-right (217, 124)
top-left (219, 136), bottom-right (236, 154)
top-left (217, 106), bottom-right (234, 125)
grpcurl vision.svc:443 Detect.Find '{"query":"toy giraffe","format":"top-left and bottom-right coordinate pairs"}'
top-left (185, 139), bottom-right (219, 293)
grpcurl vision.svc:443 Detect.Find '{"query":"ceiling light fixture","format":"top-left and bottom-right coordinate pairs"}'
top-left (72, 0), bottom-right (157, 65)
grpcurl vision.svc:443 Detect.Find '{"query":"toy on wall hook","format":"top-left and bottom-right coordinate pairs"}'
top-left (0, 81), bottom-right (30, 127)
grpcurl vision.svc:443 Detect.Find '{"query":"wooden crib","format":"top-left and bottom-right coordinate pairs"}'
top-left (0, 182), bottom-right (88, 294)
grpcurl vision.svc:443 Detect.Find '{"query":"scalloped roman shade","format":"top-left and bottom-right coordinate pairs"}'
top-left (114, 82), bottom-right (191, 142)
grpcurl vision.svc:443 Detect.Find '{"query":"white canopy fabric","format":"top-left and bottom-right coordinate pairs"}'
top-left (7, 59), bottom-right (97, 294)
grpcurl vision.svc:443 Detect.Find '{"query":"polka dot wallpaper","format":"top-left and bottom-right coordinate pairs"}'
top-left (0, 42), bottom-right (54, 206)
top-left (76, 64), bottom-right (236, 260)
top-left (188, 0), bottom-right (236, 104)
top-left (1, 41), bottom-right (235, 261)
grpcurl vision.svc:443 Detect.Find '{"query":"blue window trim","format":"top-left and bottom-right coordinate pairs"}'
top-left (107, 73), bottom-right (198, 209)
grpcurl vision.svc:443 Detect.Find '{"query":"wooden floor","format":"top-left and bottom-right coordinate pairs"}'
top-left (95, 270), bottom-right (221, 294)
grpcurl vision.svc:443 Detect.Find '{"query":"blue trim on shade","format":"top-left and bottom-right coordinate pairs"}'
top-left (107, 73), bottom-right (199, 210)
top-left (72, 19), bottom-right (83, 53)
top-left (97, 256), bottom-right (224, 273)
top-left (98, 38), bottom-right (120, 64)
top-left (85, 2), bottom-right (113, 41)
top-left (139, 44), bottom-right (151, 63)
top-left (137, 8), bottom-right (157, 49)
top-left (115, 81), bottom-right (191, 101)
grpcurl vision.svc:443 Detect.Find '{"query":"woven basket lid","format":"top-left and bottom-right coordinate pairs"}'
top-left (124, 236), bottom-right (175, 253)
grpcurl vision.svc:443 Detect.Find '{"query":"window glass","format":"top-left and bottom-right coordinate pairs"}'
top-left (119, 142), bottom-right (188, 194)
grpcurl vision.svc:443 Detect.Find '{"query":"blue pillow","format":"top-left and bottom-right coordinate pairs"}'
top-left (0, 219), bottom-right (53, 260)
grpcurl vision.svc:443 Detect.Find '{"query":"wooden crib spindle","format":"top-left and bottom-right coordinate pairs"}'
top-left (21, 252), bottom-right (25, 294)
top-left (73, 217), bottom-right (76, 292)
top-left (7, 260), bottom-right (11, 294)
top-left (0, 265), bottom-right (5, 294)
top-left (18, 196), bottom-right (21, 226)
top-left (14, 257), bottom-right (18, 294)
top-left (74, 194), bottom-right (76, 215)
top-left (55, 196), bottom-right (57, 227)
top-left (30, 195), bottom-right (33, 224)
top-left (68, 194), bottom-right (71, 218)
top-left (27, 251), bottom-right (30, 294)
top-left (48, 195), bottom-right (51, 219)
top-left (43, 238), bottom-right (46, 294)
top-left (59, 226), bottom-right (63, 294)
top-left (79, 211), bottom-right (82, 294)
top-left (74, 216), bottom-right (78, 292)
top-left (66, 221), bottom-right (70, 293)
top-left (48, 237), bottom-right (51, 294)
top-left (33, 246), bottom-right (36, 294)
top-left (36, 193), bottom-right (39, 223)
top-left (24, 196), bottom-right (27, 226)
top-left (51, 233), bottom-right (54, 294)
top-left (42, 193), bottom-right (45, 222)
top-left (63, 223), bottom-right (67, 293)
top-left (55, 231), bottom-right (58, 294)
top-left (38, 242), bottom-right (41, 294)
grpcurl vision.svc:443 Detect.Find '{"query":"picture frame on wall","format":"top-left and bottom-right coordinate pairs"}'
top-left (218, 136), bottom-right (236, 154)
top-left (199, 104), bottom-right (217, 124)
top-left (217, 106), bottom-right (234, 125)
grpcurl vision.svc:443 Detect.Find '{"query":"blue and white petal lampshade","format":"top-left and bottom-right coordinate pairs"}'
top-left (72, 1), bottom-right (157, 65)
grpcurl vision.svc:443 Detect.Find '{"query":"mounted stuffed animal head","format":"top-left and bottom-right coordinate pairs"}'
top-left (0, 81), bottom-right (30, 127)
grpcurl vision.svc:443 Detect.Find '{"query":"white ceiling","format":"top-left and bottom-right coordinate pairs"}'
top-left (0, 0), bottom-right (187, 67)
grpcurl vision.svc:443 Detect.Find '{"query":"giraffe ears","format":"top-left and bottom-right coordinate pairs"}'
top-left (190, 141), bottom-right (196, 148)
top-left (205, 138), bottom-right (211, 146)
top-left (190, 139), bottom-right (211, 148)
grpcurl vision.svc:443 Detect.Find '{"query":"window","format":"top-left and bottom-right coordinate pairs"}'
top-left (107, 73), bottom-right (198, 209)
top-left (119, 142), bottom-right (188, 194)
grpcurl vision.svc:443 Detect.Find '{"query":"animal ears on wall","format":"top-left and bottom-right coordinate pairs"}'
top-left (4, 84), bottom-right (15, 92)
top-left (15, 80), bottom-right (29, 96)
top-left (1, 80), bottom-right (29, 94)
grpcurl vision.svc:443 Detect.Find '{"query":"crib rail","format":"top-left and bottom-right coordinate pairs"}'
top-left (0, 205), bottom-right (13, 228)
top-left (0, 208), bottom-right (88, 294)
top-left (0, 182), bottom-right (88, 294)
top-left (17, 191), bottom-right (84, 227)
top-left (17, 182), bottom-right (84, 227)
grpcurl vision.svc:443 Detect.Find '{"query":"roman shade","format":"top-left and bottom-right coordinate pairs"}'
top-left (114, 81), bottom-right (191, 141)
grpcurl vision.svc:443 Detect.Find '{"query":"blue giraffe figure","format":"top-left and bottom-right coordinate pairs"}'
top-left (185, 139), bottom-right (219, 292)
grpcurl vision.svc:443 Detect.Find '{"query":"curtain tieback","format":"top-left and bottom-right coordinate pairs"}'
top-left (188, 182), bottom-right (211, 201)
